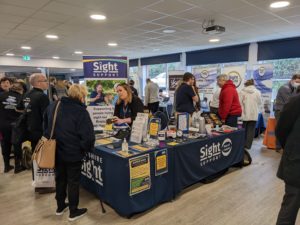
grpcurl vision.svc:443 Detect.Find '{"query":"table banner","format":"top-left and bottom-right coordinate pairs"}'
top-left (173, 130), bottom-right (245, 195)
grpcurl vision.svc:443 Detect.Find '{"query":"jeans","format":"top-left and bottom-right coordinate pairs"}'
top-left (55, 157), bottom-right (82, 213)
top-left (242, 121), bottom-right (256, 149)
top-left (276, 183), bottom-right (300, 225)
top-left (225, 115), bottom-right (239, 127)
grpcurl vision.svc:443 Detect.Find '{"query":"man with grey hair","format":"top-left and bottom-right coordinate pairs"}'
top-left (17, 73), bottom-right (49, 156)
top-left (217, 74), bottom-right (242, 127)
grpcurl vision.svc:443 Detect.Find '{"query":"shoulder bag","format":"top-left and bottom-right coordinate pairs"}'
top-left (32, 101), bottom-right (61, 169)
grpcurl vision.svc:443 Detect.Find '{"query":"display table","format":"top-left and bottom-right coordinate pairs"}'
top-left (263, 117), bottom-right (277, 149)
top-left (81, 130), bottom-right (245, 217)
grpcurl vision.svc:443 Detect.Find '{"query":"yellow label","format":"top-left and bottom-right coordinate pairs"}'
top-left (167, 142), bottom-right (179, 146)
top-left (104, 124), bottom-right (113, 131)
top-left (96, 139), bottom-right (112, 145)
top-left (131, 145), bottom-right (150, 152)
top-left (149, 122), bottom-right (159, 136)
top-left (156, 155), bottom-right (166, 170)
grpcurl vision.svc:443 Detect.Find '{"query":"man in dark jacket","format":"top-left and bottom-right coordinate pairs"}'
top-left (0, 81), bottom-right (23, 173)
top-left (274, 74), bottom-right (300, 150)
top-left (16, 73), bottom-right (49, 151)
top-left (217, 74), bottom-right (242, 127)
top-left (44, 84), bottom-right (94, 221)
top-left (275, 94), bottom-right (300, 225)
top-left (129, 79), bottom-right (138, 96)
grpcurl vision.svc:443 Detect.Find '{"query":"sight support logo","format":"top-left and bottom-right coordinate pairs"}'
top-left (199, 138), bottom-right (232, 166)
top-left (81, 152), bottom-right (103, 187)
top-left (92, 61), bottom-right (119, 77)
top-left (200, 70), bottom-right (209, 79)
top-left (228, 71), bottom-right (242, 88)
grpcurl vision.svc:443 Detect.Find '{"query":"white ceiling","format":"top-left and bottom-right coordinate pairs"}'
top-left (0, 0), bottom-right (300, 61)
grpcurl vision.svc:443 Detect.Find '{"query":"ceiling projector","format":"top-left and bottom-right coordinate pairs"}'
top-left (204, 25), bottom-right (225, 34)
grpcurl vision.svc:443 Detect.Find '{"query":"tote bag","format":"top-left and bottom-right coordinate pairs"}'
top-left (32, 101), bottom-right (61, 169)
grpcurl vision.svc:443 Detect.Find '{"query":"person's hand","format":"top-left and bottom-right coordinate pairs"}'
top-left (114, 117), bottom-right (124, 124)
top-left (221, 119), bottom-right (226, 123)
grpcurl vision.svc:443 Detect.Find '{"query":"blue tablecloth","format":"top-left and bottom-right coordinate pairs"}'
top-left (81, 130), bottom-right (245, 217)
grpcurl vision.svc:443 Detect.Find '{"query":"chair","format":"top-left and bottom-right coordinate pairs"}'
top-left (153, 111), bottom-right (169, 130)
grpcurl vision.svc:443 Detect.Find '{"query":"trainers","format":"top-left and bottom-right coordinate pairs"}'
top-left (68, 208), bottom-right (87, 221)
top-left (56, 203), bottom-right (69, 216)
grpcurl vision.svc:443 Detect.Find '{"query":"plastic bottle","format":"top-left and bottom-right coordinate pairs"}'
top-left (122, 138), bottom-right (128, 153)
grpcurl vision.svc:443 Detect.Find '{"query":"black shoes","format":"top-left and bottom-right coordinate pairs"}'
top-left (4, 165), bottom-right (14, 173)
top-left (56, 203), bottom-right (69, 216)
top-left (68, 208), bottom-right (87, 221)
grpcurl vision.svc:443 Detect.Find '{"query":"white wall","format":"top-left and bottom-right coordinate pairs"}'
top-left (0, 56), bottom-right (82, 69)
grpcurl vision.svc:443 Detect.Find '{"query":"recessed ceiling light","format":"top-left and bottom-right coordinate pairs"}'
top-left (209, 38), bottom-right (220, 43)
top-left (74, 51), bottom-right (83, 54)
top-left (108, 42), bottom-right (118, 47)
top-left (46, 34), bottom-right (58, 39)
top-left (163, 29), bottom-right (176, 34)
top-left (270, 1), bottom-right (290, 8)
top-left (6, 53), bottom-right (14, 56)
top-left (21, 46), bottom-right (31, 50)
top-left (52, 56), bottom-right (60, 59)
top-left (90, 14), bottom-right (106, 20)
top-left (70, 69), bottom-right (76, 71)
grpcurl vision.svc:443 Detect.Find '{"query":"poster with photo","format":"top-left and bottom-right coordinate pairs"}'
top-left (253, 64), bottom-right (273, 116)
top-left (83, 56), bottom-right (128, 130)
top-left (222, 65), bottom-right (246, 91)
top-left (193, 67), bottom-right (218, 103)
top-left (129, 154), bottom-right (151, 196)
top-left (168, 71), bottom-right (184, 104)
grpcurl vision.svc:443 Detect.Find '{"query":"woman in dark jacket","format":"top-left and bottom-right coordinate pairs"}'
top-left (113, 83), bottom-right (144, 125)
top-left (44, 84), bottom-right (95, 221)
top-left (275, 94), bottom-right (300, 225)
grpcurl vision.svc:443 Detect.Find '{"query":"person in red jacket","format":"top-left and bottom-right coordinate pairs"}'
top-left (217, 74), bottom-right (242, 127)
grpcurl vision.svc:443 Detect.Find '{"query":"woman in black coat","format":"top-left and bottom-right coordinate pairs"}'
top-left (44, 84), bottom-right (94, 221)
top-left (113, 83), bottom-right (144, 125)
top-left (275, 94), bottom-right (300, 225)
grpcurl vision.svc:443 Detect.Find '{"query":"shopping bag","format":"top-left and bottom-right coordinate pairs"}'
top-left (32, 160), bottom-right (55, 188)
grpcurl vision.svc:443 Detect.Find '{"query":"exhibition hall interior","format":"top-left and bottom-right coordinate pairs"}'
top-left (1, 0), bottom-right (300, 224)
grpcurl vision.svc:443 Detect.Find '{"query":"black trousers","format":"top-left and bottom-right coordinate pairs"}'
top-left (242, 121), bottom-right (256, 149)
top-left (276, 183), bottom-right (300, 225)
top-left (225, 115), bottom-right (239, 127)
top-left (55, 157), bottom-right (82, 213)
top-left (1, 128), bottom-right (22, 164)
top-left (148, 102), bottom-right (159, 114)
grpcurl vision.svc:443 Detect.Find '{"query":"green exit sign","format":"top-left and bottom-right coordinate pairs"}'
top-left (22, 55), bottom-right (31, 61)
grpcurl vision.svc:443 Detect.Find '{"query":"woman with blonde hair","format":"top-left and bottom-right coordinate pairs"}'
top-left (43, 84), bottom-right (95, 221)
top-left (113, 83), bottom-right (144, 125)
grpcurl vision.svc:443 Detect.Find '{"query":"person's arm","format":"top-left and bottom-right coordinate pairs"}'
top-left (144, 85), bottom-right (149, 106)
top-left (89, 92), bottom-right (100, 103)
top-left (276, 96), bottom-right (300, 148)
top-left (191, 86), bottom-right (199, 102)
top-left (43, 105), bottom-right (50, 137)
top-left (77, 111), bottom-right (95, 152)
top-left (218, 88), bottom-right (234, 121)
top-left (40, 95), bottom-right (50, 117)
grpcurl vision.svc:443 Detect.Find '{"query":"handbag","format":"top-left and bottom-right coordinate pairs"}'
top-left (32, 101), bottom-right (61, 169)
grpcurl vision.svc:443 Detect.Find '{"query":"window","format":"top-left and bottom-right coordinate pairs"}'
top-left (147, 64), bottom-right (167, 89)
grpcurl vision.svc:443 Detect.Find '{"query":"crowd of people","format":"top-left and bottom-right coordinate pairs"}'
top-left (1, 72), bottom-right (300, 223)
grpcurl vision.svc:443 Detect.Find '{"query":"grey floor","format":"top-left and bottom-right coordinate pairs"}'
top-left (0, 137), bottom-right (299, 225)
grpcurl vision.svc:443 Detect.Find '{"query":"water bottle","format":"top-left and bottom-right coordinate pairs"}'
top-left (122, 138), bottom-right (128, 153)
